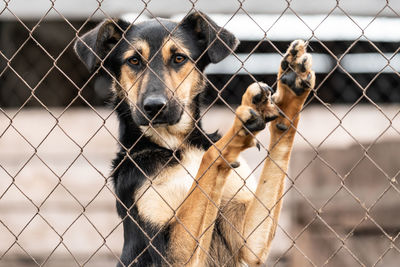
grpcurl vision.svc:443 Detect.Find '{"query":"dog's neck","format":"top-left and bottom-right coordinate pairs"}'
top-left (139, 116), bottom-right (194, 150)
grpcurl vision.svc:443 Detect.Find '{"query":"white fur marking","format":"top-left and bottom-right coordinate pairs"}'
top-left (135, 147), bottom-right (204, 225)
top-left (135, 149), bottom-right (257, 225)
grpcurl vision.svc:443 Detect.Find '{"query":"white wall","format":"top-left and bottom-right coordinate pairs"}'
top-left (0, 0), bottom-right (399, 19)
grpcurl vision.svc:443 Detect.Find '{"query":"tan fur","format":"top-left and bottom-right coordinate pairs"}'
top-left (119, 65), bottom-right (145, 105)
top-left (118, 40), bottom-right (151, 105)
top-left (119, 38), bottom-right (206, 150)
top-left (161, 40), bottom-right (315, 266)
top-left (161, 38), bottom-right (191, 64)
top-left (139, 125), bottom-right (185, 149)
top-left (78, 16), bottom-right (317, 267)
top-left (207, 200), bottom-right (248, 267)
top-left (135, 147), bottom-right (204, 225)
top-left (166, 108), bottom-right (265, 266)
top-left (141, 38), bottom-right (205, 149)
top-left (161, 38), bottom-right (204, 104)
top-left (123, 40), bottom-right (150, 61)
top-left (241, 40), bottom-right (315, 266)
top-left (138, 106), bottom-right (195, 149)
top-left (136, 146), bottom-right (257, 226)
top-left (119, 39), bottom-right (315, 266)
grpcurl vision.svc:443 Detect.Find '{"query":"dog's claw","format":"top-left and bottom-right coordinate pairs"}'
top-left (256, 141), bottom-right (261, 151)
top-left (249, 109), bottom-right (258, 118)
top-left (230, 161), bottom-right (240, 168)
top-left (265, 114), bottom-right (278, 123)
top-left (242, 108), bottom-right (266, 133)
top-left (276, 123), bottom-right (288, 131)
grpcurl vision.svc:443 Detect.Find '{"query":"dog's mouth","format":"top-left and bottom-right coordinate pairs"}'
top-left (149, 121), bottom-right (168, 126)
top-left (145, 120), bottom-right (169, 127)
top-left (133, 105), bottom-right (184, 127)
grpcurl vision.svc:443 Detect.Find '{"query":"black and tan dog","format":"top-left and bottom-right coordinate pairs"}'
top-left (75, 12), bottom-right (315, 267)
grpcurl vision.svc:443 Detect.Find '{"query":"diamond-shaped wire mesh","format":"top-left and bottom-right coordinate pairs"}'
top-left (1, 0), bottom-right (400, 266)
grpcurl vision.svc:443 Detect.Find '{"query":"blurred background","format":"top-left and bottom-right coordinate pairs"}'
top-left (0, 0), bottom-right (399, 266)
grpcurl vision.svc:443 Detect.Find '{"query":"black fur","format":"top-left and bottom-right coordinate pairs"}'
top-left (180, 12), bottom-right (239, 64)
top-left (112, 95), bottom-right (220, 266)
top-left (74, 19), bottom-right (130, 72)
top-left (75, 11), bottom-right (237, 266)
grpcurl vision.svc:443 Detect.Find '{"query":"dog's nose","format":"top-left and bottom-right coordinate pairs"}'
top-left (143, 95), bottom-right (167, 118)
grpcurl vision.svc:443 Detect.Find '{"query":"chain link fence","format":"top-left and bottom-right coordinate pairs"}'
top-left (1, 0), bottom-right (399, 266)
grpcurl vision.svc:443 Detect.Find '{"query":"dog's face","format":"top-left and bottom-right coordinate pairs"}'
top-left (75, 12), bottom-right (238, 129)
top-left (116, 19), bottom-right (206, 127)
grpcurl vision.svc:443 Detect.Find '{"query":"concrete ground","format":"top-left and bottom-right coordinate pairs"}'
top-left (0, 104), bottom-right (399, 266)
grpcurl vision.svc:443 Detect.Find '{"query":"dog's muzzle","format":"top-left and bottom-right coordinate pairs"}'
top-left (134, 95), bottom-right (183, 126)
top-left (143, 95), bottom-right (167, 119)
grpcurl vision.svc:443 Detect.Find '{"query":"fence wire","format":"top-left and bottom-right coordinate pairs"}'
top-left (0, 0), bottom-right (399, 267)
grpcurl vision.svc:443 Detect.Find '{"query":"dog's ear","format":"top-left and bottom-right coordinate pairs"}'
top-left (74, 19), bottom-right (130, 72)
top-left (180, 12), bottom-right (239, 64)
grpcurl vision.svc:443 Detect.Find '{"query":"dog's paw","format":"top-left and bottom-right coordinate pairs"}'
top-left (241, 82), bottom-right (279, 123)
top-left (269, 40), bottom-right (316, 133)
top-left (277, 40), bottom-right (315, 99)
top-left (235, 105), bottom-right (266, 137)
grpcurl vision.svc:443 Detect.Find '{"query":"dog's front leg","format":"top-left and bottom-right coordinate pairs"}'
top-left (167, 93), bottom-right (277, 266)
top-left (241, 40), bottom-right (316, 266)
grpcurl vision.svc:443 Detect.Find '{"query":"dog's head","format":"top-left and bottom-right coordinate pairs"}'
top-left (75, 12), bottom-right (238, 129)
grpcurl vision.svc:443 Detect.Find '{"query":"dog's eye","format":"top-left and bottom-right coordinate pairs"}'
top-left (173, 54), bottom-right (187, 64)
top-left (128, 56), bottom-right (140, 66)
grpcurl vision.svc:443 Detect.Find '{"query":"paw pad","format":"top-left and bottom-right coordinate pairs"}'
top-left (236, 106), bottom-right (266, 136)
top-left (279, 40), bottom-right (315, 96)
top-left (244, 109), bottom-right (266, 133)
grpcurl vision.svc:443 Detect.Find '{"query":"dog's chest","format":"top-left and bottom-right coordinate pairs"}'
top-left (134, 147), bottom-right (256, 226)
top-left (135, 147), bottom-right (205, 225)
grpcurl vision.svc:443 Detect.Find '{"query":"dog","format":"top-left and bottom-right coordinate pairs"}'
top-left (74, 11), bottom-right (315, 267)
